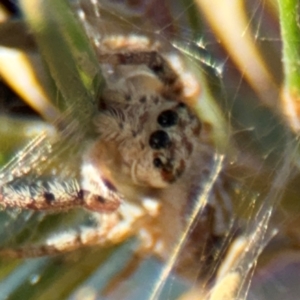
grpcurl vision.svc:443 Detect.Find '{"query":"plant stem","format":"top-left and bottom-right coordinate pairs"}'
top-left (278, 0), bottom-right (300, 95)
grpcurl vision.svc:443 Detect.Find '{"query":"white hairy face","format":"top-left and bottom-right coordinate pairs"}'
top-left (91, 69), bottom-right (204, 191)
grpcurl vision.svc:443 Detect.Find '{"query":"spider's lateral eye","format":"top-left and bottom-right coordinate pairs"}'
top-left (157, 110), bottom-right (178, 127)
top-left (153, 157), bottom-right (163, 168)
top-left (149, 130), bottom-right (171, 149)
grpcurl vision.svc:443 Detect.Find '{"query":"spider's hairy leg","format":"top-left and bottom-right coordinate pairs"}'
top-left (97, 51), bottom-right (181, 92)
top-left (0, 202), bottom-right (149, 258)
top-left (0, 213), bottom-right (120, 258)
top-left (0, 177), bottom-right (120, 213)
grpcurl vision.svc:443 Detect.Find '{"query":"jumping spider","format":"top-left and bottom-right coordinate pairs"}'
top-left (0, 34), bottom-right (231, 290)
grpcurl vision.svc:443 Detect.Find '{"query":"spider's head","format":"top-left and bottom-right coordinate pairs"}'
top-left (95, 95), bottom-right (203, 189)
top-left (131, 101), bottom-right (203, 188)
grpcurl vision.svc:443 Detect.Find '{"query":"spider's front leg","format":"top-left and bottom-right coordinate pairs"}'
top-left (0, 199), bottom-right (151, 258)
top-left (0, 176), bottom-right (120, 213)
top-left (0, 173), bottom-right (124, 257)
top-left (0, 212), bottom-right (120, 258)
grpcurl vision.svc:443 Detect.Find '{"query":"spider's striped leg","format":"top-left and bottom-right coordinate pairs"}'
top-left (0, 213), bottom-right (120, 258)
top-left (0, 202), bottom-right (147, 258)
top-left (0, 177), bottom-right (120, 213)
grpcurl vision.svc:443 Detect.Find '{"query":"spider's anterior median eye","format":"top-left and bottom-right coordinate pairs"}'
top-left (157, 110), bottom-right (178, 127)
top-left (153, 157), bottom-right (163, 168)
top-left (149, 130), bottom-right (171, 149)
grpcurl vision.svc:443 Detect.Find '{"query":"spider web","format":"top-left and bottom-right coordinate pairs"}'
top-left (72, 1), bottom-right (299, 299)
top-left (0, 1), bottom-right (299, 300)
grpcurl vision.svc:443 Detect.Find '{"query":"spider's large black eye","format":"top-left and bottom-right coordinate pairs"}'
top-left (157, 110), bottom-right (178, 127)
top-left (149, 130), bottom-right (170, 149)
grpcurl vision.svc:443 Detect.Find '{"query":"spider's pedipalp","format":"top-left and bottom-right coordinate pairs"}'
top-left (0, 178), bottom-right (83, 211)
top-left (0, 175), bottom-right (121, 213)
